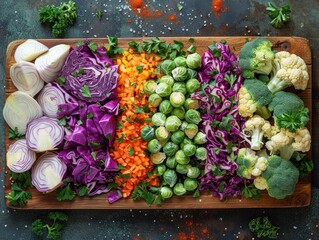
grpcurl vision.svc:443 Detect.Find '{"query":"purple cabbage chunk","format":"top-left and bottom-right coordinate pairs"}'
top-left (193, 42), bottom-right (248, 200)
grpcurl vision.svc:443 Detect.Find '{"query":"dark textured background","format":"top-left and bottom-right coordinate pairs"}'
top-left (1, 0), bottom-right (319, 239)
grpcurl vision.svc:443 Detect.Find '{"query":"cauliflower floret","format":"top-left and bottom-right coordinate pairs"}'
top-left (253, 176), bottom-right (268, 190)
top-left (292, 127), bottom-right (311, 152)
top-left (265, 129), bottom-right (293, 154)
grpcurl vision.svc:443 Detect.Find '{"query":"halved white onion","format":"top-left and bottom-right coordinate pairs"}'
top-left (6, 139), bottom-right (37, 173)
top-left (14, 39), bottom-right (49, 63)
top-left (10, 61), bottom-right (44, 97)
top-left (32, 152), bottom-right (67, 193)
top-left (35, 44), bottom-right (71, 83)
top-left (3, 91), bottom-right (43, 135)
top-left (26, 116), bottom-right (64, 152)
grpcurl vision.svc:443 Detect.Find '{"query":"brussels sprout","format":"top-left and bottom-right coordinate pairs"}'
top-left (159, 137), bottom-right (169, 147)
top-left (186, 53), bottom-right (201, 69)
top-left (143, 80), bottom-right (157, 95)
top-left (187, 167), bottom-right (201, 178)
top-left (169, 92), bottom-right (186, 108)
top-left (179, 137), bottom-right (193, 149)
top-left (186, 78), bottom-right (201, 94)
top-left (148, 139), bottom-right (162, 153)
top-left (184, 123), bottom-right (199, 139)
top-left (163, 169), bottom-right (178, 187)
top-left (173, 183), bottom-right (187, 196)
top-left (194, 132), bottom-right (207, 145)
top-left (180, 121), bottom-right (188, 131)
top-left (154, 164), bottom-right (166, 176)
top-left (187, 68), bottom-right (198, 79)
top-left (172, 107), bottom-right (185, 120)
top-left (176, 163), bottom-right (191, 174)
top-left (160, 60), bottom-right (176, 75)
top-left (184, 98), bottom-right (199, 110)
top-left (173, 56), bottom-right (187, 67)
top-left (148, 93), bottom-right (162, 107)
top-left (183, 144), bottom-right (197, 156)
top-left (175, 150), bottom-right (190, 165)
top-left (159, 100), bottom-right (174, 115)
top-left (152, 112), bottom-right (167, 126)
top-left (166, 156), bottom-right (177, 169)
top-left (160, 186), bottom-right (173, 199)
top-left (195, 147), bottom-right (208, 160)
top-left (163, 142), bottom-right (179, 157)
top-left (171, 130), bottom-right (185, 144)
top-left (185, 109), bottom-right (201, 124)
top-left (150, 152), bottom-right (166, 164)
top-left (140, 125), bottom-right (155, 141)
top-left (155, 126), bottom-right (170, 142)
top-left (158, 75), bottom-right (175, 87)
top-left (172, 66), bottom-right (188, 82)
top-left (183, 177), bottom-right (198, 191)
top-left (165, 116), bottom-right (182, 132)
top-left (156, 82), bottom-right (172, 97)
top-left (172, 82), bottom-right (187, 95)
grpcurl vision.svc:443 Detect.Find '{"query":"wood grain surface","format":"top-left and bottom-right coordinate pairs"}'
top-left (4, 37), bottom-right (312, 209)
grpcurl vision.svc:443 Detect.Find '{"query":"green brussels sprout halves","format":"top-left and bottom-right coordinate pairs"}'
top-left (174, 56), bottom-right (187, 67)
top-left (170, 92), bottom-right (186, 108)
top-left (160, 186), bottom-right (173, 199)
top-left (187, 167), bottom-right (201, 178)
top-left (172, 107), bottom-right (186, 120)
top-left (163, 141), bottom-right (179, 157)
top-left (186, 53), bottom-right (201, 69)
top-left (148, 139), bottom-right (162, 153)
top-left (175, 150), bottom-right (190, 165)
top-left (163, 169), bottom-right (178, 187)
top-left (160, 60), bottom-right (176, 75)
top-left (165, 116), bottom-right (182, 132)
top-left (140, 125), bottom-right (155, 141)
top-left (171, 130), bottom-right (185, 144)
top-left (195, 147), bottom-right (208, 160)
top-left (184, 98), bottom-right (199, 110)
top-left (158, 75), bottom-right (175, 87)
top-left (144, 80), bottom-right (157, 95)
top-left (150, 152), bottom-right (166, 164)
top-left (173, 183), bottom-right (187, 196)
top-left (194, 132), bottom-right (207, 145)
top-left (148, 93), bottom-right (162, 107)
top-left (172, 82), bottom-right (187, 95)
top-left (154, 164), bottom-right (166, 176)
top-left (172, 66), bottom-right (189, 82)
top-left (159, 100), bottom-right (174, 115)
top-left (156, 82), bottom-right (172, 97)
top-left (187, 68), bottom-right (198, 79)
top-left (185, 109), bottom-right (201, 124)
top-left (155, 126), bottom-right (170, 142)
top-left (183, 144), bottom-right (197, 156)
top-left (176, 163), bottom-right (191, 174)
top-left (184, 123), bottom-right (199, 139)
top-left (186, 78), bottom-right (201, 94)
top-left (183, 177), bottom-right (198, 191)
top-left (152, 112), bottom-right (167, 126)
top-left (166, 156), bottom-right (178, 169)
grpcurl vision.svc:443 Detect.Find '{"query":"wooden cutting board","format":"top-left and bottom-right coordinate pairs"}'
top-left (4, 37), bottom-right (312, 209)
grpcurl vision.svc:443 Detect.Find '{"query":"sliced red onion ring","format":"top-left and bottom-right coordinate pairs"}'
top-left (32, 152), bottom-right (67, 193)
top-left (6, 139), bottom-right (36, 173)
top-left (26, 116), bottom-right (64, 152)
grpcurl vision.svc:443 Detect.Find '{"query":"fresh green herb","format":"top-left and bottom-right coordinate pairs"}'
top-left (81, 85), bottom-right (91, 98)
top-left (291, 152), bottom-right (314, 178)
top-left (116, 122), bottom-right (124, 129)
top-left (86, 112), bottom-right (93, 119)
top-left (193, 188), bottom-right (200, 198)
top-left (224, 74), bottom-right (236, 87)
top-left (77, 120), bottom-right (83, 125)
top-left (78, 185), bottom-right (89, 197)
top-left (39, 0), bottom-right (77, 37)
top-left (208, 41), bottom-right (221, 57)
top-left (134, 117), bottom-right (144, 124)
top-left (90, 141), bottom-right (100, 148)
top-left (58, 117), bottom-right (67, 126)
top-left (78, 67), bottom-right (85, 75)
top-left (220, 39), bottom-right (227, 44)
top-left (117, 164), bottom-right (126, 170)
top-left (177, 3), bottom-right (183, 11)
top-left (249, 216), bottom-right (280, 239)
top-left (56, 182), bottom-right (76, 201)
top-left (131, 82), bottom-right (137, 87)
top-left (128, 40), bottom-right (143, 53)
top-left (91, 151), bottom-right (97, 160)
top-left (242, 181), bottom-right (261, 200)
top-left (220, 114), bottom-right (233, 132)
top-left (56, 76), bottom-right (66, 86)
top-left (71, 71), bottom-right (77, 77)
top-left (128, 147), bottom-right (135, 156)
top-left (116, 133), bottom-right (126, 143)
top-left (187, 44), bottom-right (195, 53)
top-left (32, 211), bottom-right (69, 240)
top-left (76, 40), bottom-right (85, 47)
top-left (8, 127), bottom-right (23, 140)
top-left (96, 9), bottom-right (103, 20)
top-left (88, 41), bottom-right (98, 52)
top-left (134, 104), bottom-right (150, 114)
top-left (106, 35), bottom-right (124, 58)
top-left (131, 180), bottom-right (156, 206)
top-left (122, 173), bottom-right (130, 179)
top-left (188, 38), bottom-right (195, 43)
top-left (136, 65), bottom-right (144, 73)
top-left (266, 2), bottom-right (291, 29)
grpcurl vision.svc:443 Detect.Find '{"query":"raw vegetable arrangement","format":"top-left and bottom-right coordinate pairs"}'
top-left (4, 36), bottom-right (312, 208)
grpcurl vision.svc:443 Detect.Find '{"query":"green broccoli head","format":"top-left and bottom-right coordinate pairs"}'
top-left (239, 37), bottom-right (275, 79)
top-left (238, 79), bottom-right (272, 119)
top-left (268, 91), bottom-right (309, 133)
top-left (261, 155), bottom-right (299, 199)
top-left (236, 148), bottom-right (258, 179)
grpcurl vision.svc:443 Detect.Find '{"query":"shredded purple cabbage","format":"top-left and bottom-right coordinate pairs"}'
top-left (192, 42), bottom-right (248, 200)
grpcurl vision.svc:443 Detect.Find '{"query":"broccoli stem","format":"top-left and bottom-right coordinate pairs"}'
top-left (267, 77), bottom-right (290, 93)
top-left (250, 129), bottom-right (264, 151)
top-left (256, 106), bottom-right (271, 119)
top-left (280, 145), bottom-right (295, 160)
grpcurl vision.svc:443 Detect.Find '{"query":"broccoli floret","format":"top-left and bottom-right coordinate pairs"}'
top-left (267, 51), bottom-right (309, 93)
top-left (239, 37), bottom-right (275, 79)
top-left (238, 79), bottom-right (272, 119)
top-left (254, 155), bottom-right (299, 199)
top-left (268, 91), bottom-right (309, 133)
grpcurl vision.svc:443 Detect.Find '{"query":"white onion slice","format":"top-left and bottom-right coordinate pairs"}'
top-left (14, 39), bottom-right (49, 63)
top-left (6, 139), bottom-right (36, 173)
top-left (32, 152), bottom-right (67, 193)
top-left (35, 44), bottom-right (70, 83)
top-left (10, 61), bottom-right (44, 97)
top-left (26, 116), bottom-right (64, 152)
top-left (3, 91), bottom-right (43, 135)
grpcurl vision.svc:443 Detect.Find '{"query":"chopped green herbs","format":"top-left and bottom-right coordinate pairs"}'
top-left (81, 85), bottom-right (91, 98)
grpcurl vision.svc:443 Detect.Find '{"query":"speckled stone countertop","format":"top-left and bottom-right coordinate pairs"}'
top-left (1, 0), bottom-right (319, 239)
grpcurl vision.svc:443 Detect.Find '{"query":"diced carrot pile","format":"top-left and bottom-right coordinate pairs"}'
top-left (110, 49), bottom-right (161, 197)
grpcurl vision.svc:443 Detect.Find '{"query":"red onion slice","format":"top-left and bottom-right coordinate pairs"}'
top-left (32, 152), bottom-right (67, 193)
top-left (14, 39), bottom-right (49, 63)
top-left (26, 116), bottom-right (64, 152)
top-left (6, 139), bottom-right (36, 173)
top-left (10, 61), bottom-right (44, 97)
